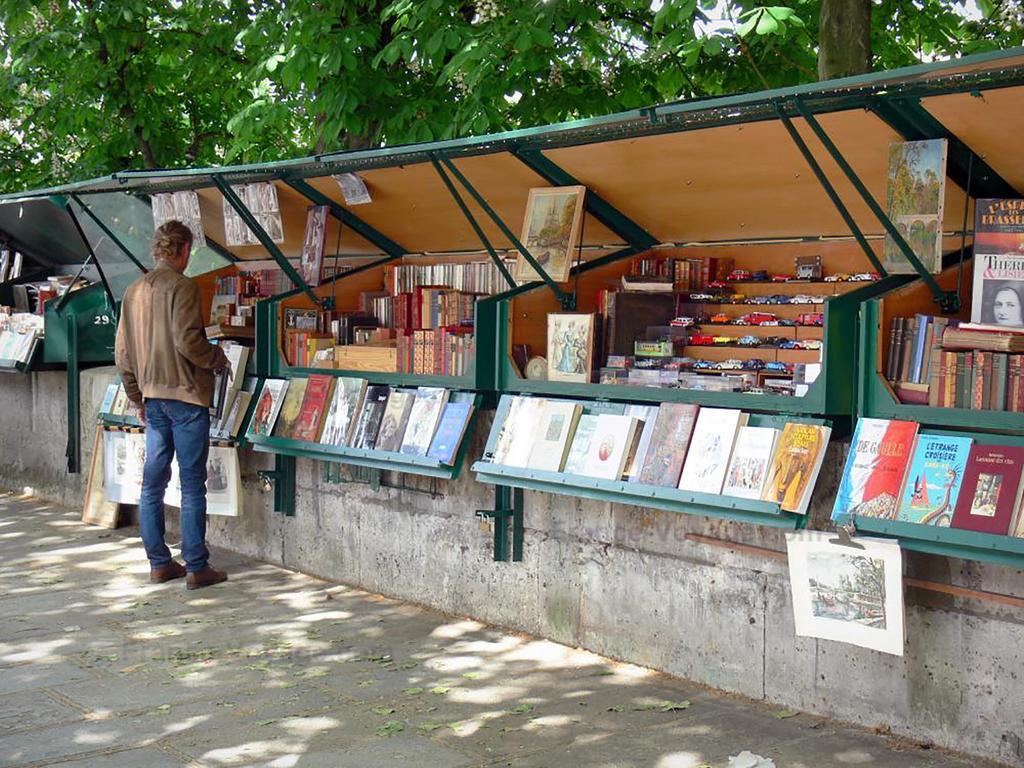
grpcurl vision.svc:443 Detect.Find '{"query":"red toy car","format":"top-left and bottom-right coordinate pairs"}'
top-left (688, 334), bottom-right (715, 346)
top-left (771, 274), bottom-right (793, 282)
top-left (726, 269), bottom-right (752, 282)
top-left (797, 312), bottom-right (824, 326)
top-left (736, 312), bottom-right (777, 326)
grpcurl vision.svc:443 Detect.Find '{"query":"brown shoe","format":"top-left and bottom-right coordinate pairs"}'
top-left (186, 565), bottom-right (228, 590)
top-left (150, 561), bottom-right (187, 584)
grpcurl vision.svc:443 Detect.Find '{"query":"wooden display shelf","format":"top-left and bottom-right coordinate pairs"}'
top-left (206, 324), bottom-right (255, 340)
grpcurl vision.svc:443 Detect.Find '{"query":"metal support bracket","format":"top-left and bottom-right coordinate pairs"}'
top-left (793, 100), bottom-right (961, 313)
top-left (70, 194), bottom-right (150, 275)
top-left (429, 156), bottom-right (517, 289)
top-left (65, 314), bottom-right (81, 474)
top-left (476, 484), bottom-right (523, 562)
top-left (212, 176), bottom-right (325, 308)
top-left (773, 102), bottom-right (887, 277)
top-left (62, 203), bottom-right (118, 315)
top-left (438, 156), bottom-right (576, 310)
top-left (258, 453), bottom-right (296, 516)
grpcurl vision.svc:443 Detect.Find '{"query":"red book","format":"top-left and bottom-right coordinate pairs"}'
top-left (291, 374), bottom-right (335, 442)
top-left (951, 445), bottom-right (1024, 535)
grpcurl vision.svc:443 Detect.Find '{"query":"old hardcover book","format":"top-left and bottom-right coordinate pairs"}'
top-left (889, 317), bottom-right (905, 381)
top-left (623, 404), bottom-right (659, 482)
top-left (722, 426), bottom-right (779, 500)
top-left (247, 379), bottom-right (289, 438)
top-left (678, 408), bottom-right (748, 494)
top-left (427, 400), bottom-right (474, 465)
top-left (899, 317), bottom-right (917, 381)
top-left (288, 374), bottom-right (332, 443)
top-left (580, 414), bottom-right (641, 480)
top-left (271, 377), bottom-right (308, 439)
top-left (896, 433), bottom-right (973, 526)
top-left (951, 444), bottom-right (1024, 535)
top-left (492, 396), bottom-right (545, 467)
top-left (831, 418), bottom-right (918, 521)
top-left (636, 403), bottom-right (700, 487)
top-left (992, 353), bottom-right (1008, 411)
top-left (761, 423), bottom-right (831, 514)
top-left (224, 391), bottom-right (252, 439)
top-left (375, 390), bottom-right (415, 453)
top-left (350, 385), bottom-right (390, 450)
top-left (319, 377), bottom-right (367, 447)
top-left (527, 400), bottom-right (583, 472)
top-left (400, 387), bottom-right (449, 456)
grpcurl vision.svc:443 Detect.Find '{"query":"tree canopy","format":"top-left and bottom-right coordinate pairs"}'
top-left (0, 0), bottom-right (1020, 193)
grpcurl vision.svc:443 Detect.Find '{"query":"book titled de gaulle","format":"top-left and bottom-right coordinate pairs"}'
top-left (950, 445), bottom-right (1024, 536)
top-left (832, 418), bottom-right (918, 521)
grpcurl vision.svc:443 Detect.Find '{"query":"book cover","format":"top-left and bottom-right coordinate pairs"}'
top-left (971, 199), bottom-right (1024, 328)
top-left (636, 403), bottom-right (700, 487)
top-left (225, 391), bottom-right (252, 439)
top-left (99, 383), bottom-right (119, 416)
top-left (831, 418), bottom-right (918, 520)
top-left (563, 414), bottom-right (599, 475)
top-left (350, 384), bottom-right (391, 450)
top-left (951, 445), bottom-right (1024, 535)
top-left (580, 414), bottom-right (640, 480)
top-left (319, 377), bottom-right (367, 447)
top-left (896, 434), bottom-right (973, 526)
top-left (678, 408), bottom-right (748, 494)
top-left (492, 396), bottom-right (545, 467)
top-left (527, 400), bottom-right (583, 472)
top-left (375, 390), bottom-right (415, 453)
top-left (762, 424), bottom-right (831, 514)
top-left (291, 374), bottom-right (335, 443)
top-left (110, 384), bottom-right (130, 416)
top-left (427, 401), bottom-right (474, 465)
top-left (882, 139), bottom-right (947, 274)
top-left (271, 377), bottom-right (308, 439)
top-left (247, 379), bottom-right (289, 437)
top-left (623, 405), bottom-right (659, 482)
top-left (722, 426), bottom-right (779, 500)
top-left (910, 314), bottom-right (929, 383)
top-left (400, 387), bottom-right (449, 456)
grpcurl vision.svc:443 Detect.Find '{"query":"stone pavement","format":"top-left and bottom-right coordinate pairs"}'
top-left (0, 493), bottom-right (992, 768)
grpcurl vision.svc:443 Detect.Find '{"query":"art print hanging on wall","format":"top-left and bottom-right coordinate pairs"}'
top-left (882, 139), bottom-right (948, 275)
top-left (786, 531), bottom-right (905, 656)
top-left (152, 191), bottom-right (207, 247)
top-left (546, 312), bottom-right (594, 383)
top-left (222, 182), bottom-right (285, 247)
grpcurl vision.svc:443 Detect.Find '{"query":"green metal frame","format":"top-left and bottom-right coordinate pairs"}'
top-left (258, 454), bottom-right (297, 517)
top-left (837, 427), bottom-right (1024, 567)
top-left (494, 275), bottom-right (904, 417)
top-left (858, 296), bottom-right (1024, 434)
top-left (477, 485), bottom-right (524, 562)
top-left (245, 391), bottom-right (481, 480)
top-left (473, 396), bottom-right (820, 529)
top-left (70, 194), bottom-right (149, 274)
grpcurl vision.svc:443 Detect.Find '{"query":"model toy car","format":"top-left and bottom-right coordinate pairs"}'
top-left (771, 274), bottom-right (793, 282)
top-left (764, 361), bottom-right (793, 372)
top-left (797, 312), bottom-right (824, 326)
top-left (749, 295), bottom-right (773, 305)
top-left (712, 336), bottom-right (734, 345)
top-left (752, 270), bottom-right (769, 281)
top-left (791, 294), bottom-right (821, 304)
top-left (779, 340), bottom-right (800, 350)
top-left (707, 281), bottom-right (730, 289)
top-left (798, 339), bottom-right (823, 350)
top-left (728, 293), bottom-right (747, 303)
top-left (693, 360), bottom-right (717, 370)
top-left (737, 312), bottom-right (777, 325)
top-left (688, 334), bottom-right (715, 346)
top-left (710, 313), bottom-right (731, 324)
top-left (767, 294), bottom-right (792, 304)
top-left (736, 335), bottom-right (762, 347)
top-left (824, 273), bottom-right (850, 282)
top-left (776, 319), bottom-right (798, 327)
top-left (741, 358), bottom-right (765, 370)
top-left (671, 316), bottom-right (697, 327)
top-left (726, 269), bottom-right (752, 281)
top-left (852, 272), bottom-right (881, 281)
top-left (689, 293), bottom-right (716, 302)
top-left (717, 359), bottom-right (744, 370)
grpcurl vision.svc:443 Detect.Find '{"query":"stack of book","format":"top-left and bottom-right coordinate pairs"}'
top-left (486, 396), bottom-right (831, 515)
top-left (0, 312), bottom-right (43, 364)
top-left (385, 259), bottom-right (515, 296)
top-left (833, 417), bottom-right (1024, 537)
top-left (396, 328), bottom-right (474, 376)
top-left (246, 375), bottom-right (475, 465)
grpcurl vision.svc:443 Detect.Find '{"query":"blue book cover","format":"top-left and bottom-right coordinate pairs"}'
top-left (99, 383), bottom-right (119, 416)
top-left (910, 313), bottom-right (930, 383)
top-left (427, 402), bottom-right (473, 465)
top-left (896, 433), bottom-right (973, 526)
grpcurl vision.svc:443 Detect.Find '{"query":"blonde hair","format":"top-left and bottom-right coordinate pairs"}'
top-left (152, 220), bottom-right (194, 262)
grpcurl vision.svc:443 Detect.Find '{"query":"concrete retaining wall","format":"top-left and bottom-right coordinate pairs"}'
top-left (5, 367), bottom-right (1024, 765)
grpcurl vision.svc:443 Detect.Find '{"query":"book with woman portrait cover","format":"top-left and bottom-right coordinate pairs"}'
top-left (971, 199), bottom-right (1024, 328)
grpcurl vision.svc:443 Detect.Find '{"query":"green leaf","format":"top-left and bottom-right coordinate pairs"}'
top-left (371, 706), bottom-right (396, 716)
top-left (403, 687), bottom-right (424, 695)
top-left (376, 721), bottom-right (405, 737)
top-left (755, 12), bottom-right (779, 36)
top-left (773, 708), bottom-right (800, 719)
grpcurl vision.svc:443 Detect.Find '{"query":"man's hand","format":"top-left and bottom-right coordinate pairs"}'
top-left (134, 401), bottom-right (147, 426)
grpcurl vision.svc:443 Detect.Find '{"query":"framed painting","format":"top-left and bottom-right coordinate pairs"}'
top-left (514, 186), bottom-right (587, 284)
top-left (81, 425), bottom-right (120, 529)
top-left (299, 205), bottom-right (329, 286)
top-left (882, 139), bottom-right (947, 274)
top-left (547, 312), bottom-right (595, 383)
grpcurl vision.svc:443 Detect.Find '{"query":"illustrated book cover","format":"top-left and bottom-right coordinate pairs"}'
top-left (722, 426), bottom-right (779, 500)
top-left (786, 531), bottom-right (905, 656)
top-left (563, 414), bottom-right (598, 475)
top-left (677, 408), bottom-right (748, 494)
top-left (400, 387), bottom-right (449, 456)
top-left (832, 418), bottom-right (918, 521)
top-left (636, 403), bottom-right (700, 487)
top-left (527, 400), bottom-right (583, 472)
top-left (950, 444), bottom-right (1024, 535)
top-left (895, 433), bottom-right (973, 526)
top-left (375, 390), bottom-right (415, 453)
top-left (762, 423), bottom-right (832, 514)
top-left (351, 384), bottom-right (391, 450)
top-left (99, 383), bottom-right (119, 416)
top-left (580, 414), bottom-right (641, 481)
top-left (970, 198), bottom-right (1024, 328)
top-left (623, 405), bottom-right (659, 482)
top-left (247, 379), bottom-right (289, 438)
top-left (427, 401), bottom-right (474, 465)
top-left (291, 374), bottom-right (335, 443)
top-left (319, 377), bottom-right (367, 447)
top-left (271, 377), bottom-right (308, 439)
top-left (491, 396), bottom-right (545, 467)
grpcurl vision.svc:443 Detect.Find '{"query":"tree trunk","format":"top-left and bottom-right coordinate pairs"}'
top-left (818, 0), bottom-right (872, 80)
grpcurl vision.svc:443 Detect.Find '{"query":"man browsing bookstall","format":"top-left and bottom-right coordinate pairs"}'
top-left (115, 220), bottom-right (230, 590)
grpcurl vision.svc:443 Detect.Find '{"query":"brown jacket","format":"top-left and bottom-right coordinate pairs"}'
top-left (115, 261), bottom-right (228, 408)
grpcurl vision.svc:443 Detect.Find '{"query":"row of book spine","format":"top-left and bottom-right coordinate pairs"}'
top-left (362, 288), bottom-right (478, 331)
top-left (886, 314), bottom-right (951, 385)
top-left (286, 332), bottom-right (333, 368)
top-left (931, 350), bottom-right (1024, 411)
top-left (384, 260), bottom-right (515, 297)
top-left (396, 328), bottom-right (474, 376)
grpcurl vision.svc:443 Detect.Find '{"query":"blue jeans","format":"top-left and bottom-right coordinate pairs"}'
top-left (139, 399), bottom-right (210, 573)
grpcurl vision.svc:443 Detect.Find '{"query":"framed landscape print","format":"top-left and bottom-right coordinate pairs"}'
top-left (786, 531), bottom-right (905, 656)
top-left (547, 312), bottom-right (595, 383)
top-left (882, 139), bottom-right (947, 274)
top-left (514, 186), bottom-right (587, 283)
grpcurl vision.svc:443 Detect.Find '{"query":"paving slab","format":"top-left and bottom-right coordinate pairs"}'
top-left (0, 495), bottom-right (995, 768)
